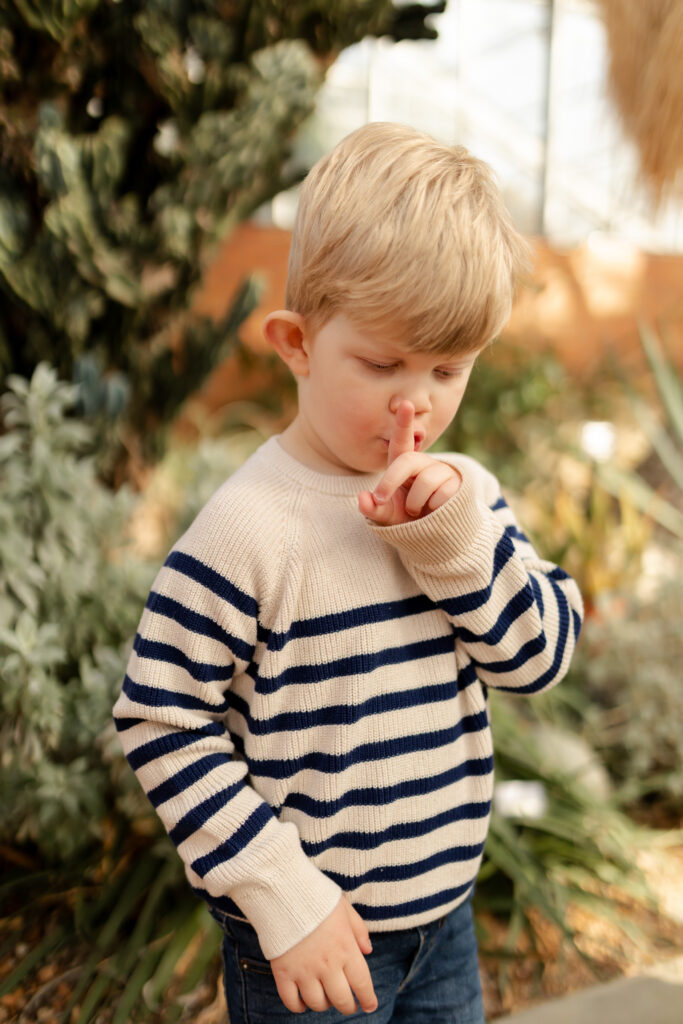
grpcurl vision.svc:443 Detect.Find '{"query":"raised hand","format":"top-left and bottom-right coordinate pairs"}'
top-left (358, 401), bottom-right (461, 526)
top-left (270, 896), bottom-right (378, 1015)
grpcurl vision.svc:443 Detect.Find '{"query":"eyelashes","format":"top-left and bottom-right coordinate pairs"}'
top-left (362, 360), bottom-right (461, 380)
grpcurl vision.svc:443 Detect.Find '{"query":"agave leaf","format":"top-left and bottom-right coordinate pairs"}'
top-left (142, 903), bottom-right (206, 1010)
top-left (596, 462), bottom-right (683, 538)
top-left (630, 400), bottom-right (683, 491)
top-left (62, 856), bottom-right (158, 1018)
top-left (639, 322), bottom-right (683, 445)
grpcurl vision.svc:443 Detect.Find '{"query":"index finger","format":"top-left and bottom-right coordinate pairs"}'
top-left (388, 401), bottom-right (415, 464)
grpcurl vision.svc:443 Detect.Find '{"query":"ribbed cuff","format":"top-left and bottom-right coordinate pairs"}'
top-left (229, 840), bottom-right (343, 960)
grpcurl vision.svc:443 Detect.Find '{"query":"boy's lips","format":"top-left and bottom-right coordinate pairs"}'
top-left (380, 433), bottom-right (426, 451)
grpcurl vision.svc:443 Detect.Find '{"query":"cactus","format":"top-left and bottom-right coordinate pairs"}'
top-left (0, 0), bottom-right (443, 469)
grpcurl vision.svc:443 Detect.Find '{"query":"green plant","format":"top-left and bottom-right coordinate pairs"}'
top-left (434, 343), bottom-right (568, 487)
top-left (474, 690), bottom-right (661, 973)
top-left (0, 364), bottom-right (156, 860)
top-left (570, 574), bottom-right (683, 812)
top-left (592, 324), bottom-right (683, 542)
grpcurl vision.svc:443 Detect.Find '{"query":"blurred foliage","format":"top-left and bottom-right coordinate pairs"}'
top-left (571, 575), bottom-right (683, 813)
top-left (0, 0), bottom-right (443, 472)
top-left (0, 364), bottom-right (156, 860)
top-left (474, 691), bottom-right (658, 962)
top-left (435, 345), bottom-right (568, 489)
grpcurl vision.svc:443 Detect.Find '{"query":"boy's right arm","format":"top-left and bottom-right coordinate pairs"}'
top-left (112, 541), bottom-right (343, 965)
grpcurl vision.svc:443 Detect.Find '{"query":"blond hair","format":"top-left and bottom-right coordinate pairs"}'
top-left (286, 122), bottom-right (532, 354)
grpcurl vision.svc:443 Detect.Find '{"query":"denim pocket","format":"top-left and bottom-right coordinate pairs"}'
top-left (238, 954), bottom-right (273, 977)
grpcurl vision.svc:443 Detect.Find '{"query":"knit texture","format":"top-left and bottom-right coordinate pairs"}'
top-left (113, 436), bottom-right (583, 960)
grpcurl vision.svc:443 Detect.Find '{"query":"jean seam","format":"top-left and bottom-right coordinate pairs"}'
top-left (396, 927), bottom-right (425, 995)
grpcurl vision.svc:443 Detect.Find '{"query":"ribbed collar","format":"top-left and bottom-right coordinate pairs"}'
top-left (257, 435), bottom-right (384, 496)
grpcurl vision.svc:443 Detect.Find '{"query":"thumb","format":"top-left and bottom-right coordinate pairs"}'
top-left (345, 899), bottom-right (373, 955)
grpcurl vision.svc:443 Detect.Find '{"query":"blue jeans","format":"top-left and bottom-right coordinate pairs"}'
top-left (211, 897), bottom-right (486, 1023)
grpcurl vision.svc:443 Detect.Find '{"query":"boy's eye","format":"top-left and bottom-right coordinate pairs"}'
top-left (363, 360), bottom-right (397, 372)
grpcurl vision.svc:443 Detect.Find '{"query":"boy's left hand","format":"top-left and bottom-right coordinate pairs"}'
top-left (358, 401), bottom-right (462, 526)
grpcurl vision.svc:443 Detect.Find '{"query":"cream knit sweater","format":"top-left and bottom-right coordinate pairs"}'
top-left (113, 436), bottom-right (583, 959)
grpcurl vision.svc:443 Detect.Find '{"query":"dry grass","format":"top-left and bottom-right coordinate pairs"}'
top-left (599, 0), bottom-right (683, 200)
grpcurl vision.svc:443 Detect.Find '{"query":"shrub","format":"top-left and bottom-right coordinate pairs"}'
top-left (0, 364), bottom-right (156, 859)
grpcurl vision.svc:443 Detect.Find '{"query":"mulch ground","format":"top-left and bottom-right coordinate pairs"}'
top-left (2, 845), bottom-right (681, 1023)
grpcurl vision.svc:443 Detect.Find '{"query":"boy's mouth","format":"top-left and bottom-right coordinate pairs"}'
top-left (381, 433), bottom-right (425, 451)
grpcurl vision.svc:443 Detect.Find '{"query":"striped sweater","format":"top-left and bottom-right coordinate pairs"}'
top-left (113, 435), bottom-right (583, 960)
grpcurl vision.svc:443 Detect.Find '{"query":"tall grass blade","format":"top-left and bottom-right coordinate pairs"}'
top-left (61, 855), bottom-right (157, 1020)
top-left (0, 925), bottom-right (66, 998)
top-left (596, 461), bottom-right (683, 538)
top-left (639, 322), bottom-right (683, 444)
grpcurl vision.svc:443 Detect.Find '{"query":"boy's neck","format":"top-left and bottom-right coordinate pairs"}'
top-left (278, 417), bottom-right (363, 477)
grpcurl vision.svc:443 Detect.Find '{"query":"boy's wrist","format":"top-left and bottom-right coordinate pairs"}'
top-left (227, 847), bottom-right (343, 960)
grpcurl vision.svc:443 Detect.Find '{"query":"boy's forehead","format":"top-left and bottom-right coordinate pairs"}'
top-left (344, 317), bottom-right (483, 364)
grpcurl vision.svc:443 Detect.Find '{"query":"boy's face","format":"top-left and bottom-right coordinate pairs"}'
top-left (290, 314), bottom-right (480, 475)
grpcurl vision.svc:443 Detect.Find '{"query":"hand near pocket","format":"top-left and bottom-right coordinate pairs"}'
top-left (270, 896), bottom-right (378, 1015)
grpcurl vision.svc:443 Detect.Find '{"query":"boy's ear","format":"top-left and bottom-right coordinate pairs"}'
top-left (262, 310), bottom-right (311, 377)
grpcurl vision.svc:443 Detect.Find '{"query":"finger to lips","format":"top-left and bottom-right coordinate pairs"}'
top-left (388, 400), bottom-right (416, 465)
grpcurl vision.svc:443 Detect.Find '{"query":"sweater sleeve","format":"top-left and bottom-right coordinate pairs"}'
top-left (367, 456), bottom-right (583, 695)
top-left (112, 511), bottom-right (341, 960)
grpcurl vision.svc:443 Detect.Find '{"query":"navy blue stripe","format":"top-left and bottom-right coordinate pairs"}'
top-left (474, 631), bottom-right (546, 674)
top-left (572, 608), bottom-right (582, 642)
top-left (302, 804), bottom-right (490, 857)
top-left (282, 762), bottom-right (492, 817)
top-left (325, 841), bottom-right (485, 888)
top-left (133, 634), bottom-right (235, 684)
top-left (123, 674), bottom-right (230, 715)
top-left (232, 666), bottom-right (478, 736)
top-left (491, 497), bottom-right (506, 512)
top-left (439, 533), bottom-right (513, 616)
top-left (192, 886), bottom-right (245, 918)
top-left (504, 523), bottom-right (531, 546)
top-left (356, 881), bottom-right (474, 921)
top-left (114, 716), bottom-right (145, 732)
top-left (169, 779), bottom-right (244, 847)
top-left (263, 594), bottom-right (436, 652)
top-left (491, 578), bottom-right (571, 694)
top-left (254, 634), bottom-right (454, 695)
top-left (147, 752), bottom-right (230, 808)
top-left (166, 550), bottom-right (259, 618)
top-left (548, 566), bottom-right (572, 582)
top-left (455, 586), bottom-right (535, 646)
top-left (530, 574), bottom-right (544, 618)
top-left (244, 712), bottom-right (489, 781)
top-left (191, 804), bottom-right (273, 877)
top-left (126, 720), bottom-right (225, 771)
top-left (147, 591), bottom-right (254, 663)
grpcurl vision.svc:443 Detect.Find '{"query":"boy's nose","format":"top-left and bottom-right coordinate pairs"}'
top-left (389, 388), bottom-right (431, 415)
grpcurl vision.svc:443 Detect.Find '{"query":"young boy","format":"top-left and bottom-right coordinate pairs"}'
top-left (113, 122), bottom-right (583, 1023)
